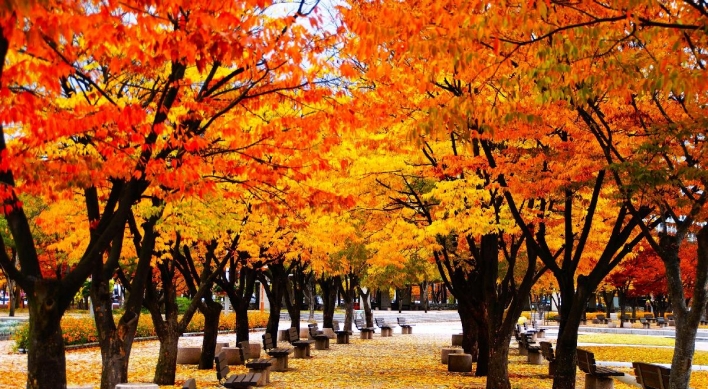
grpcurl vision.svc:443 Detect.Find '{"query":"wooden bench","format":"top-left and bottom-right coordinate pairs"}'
top-left (239, 342), bottom-right (272, 386)
top-left (517, 331), bottom-right (538, 354)
top-left (539, 341), bottom-right (556, 376)
top-left (262, 332), bottom-right (292, 372)
top-left (576, 348), bottom-right (624, 389)
top-left (308, 324), bottom-right (330, 350)
top-left (374, 318), bottom-right (396, 337)
top-left (332, 320), bottom-right (352, 344)
top-left (519, 333), bottom-right (541, 363)
top-left (287, 327), bottom-right (314, 358)
top-left (182, 378), bottom-right (197, 389)
top-left (214, 351), bottom-right (262, 389)
top-left (633, 361), bottom-right (670, 389)
top-left (397, 317), bottom-right (416, 334)
top-left (355, 319), bottom-right (375, 339)
top-left (518, 324), bottom-right (537, 342)
top-left (531, 320), bottom-right (546, 338)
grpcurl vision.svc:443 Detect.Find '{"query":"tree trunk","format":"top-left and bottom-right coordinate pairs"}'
top-left (221, 264), bottom-right (257, 345)
top-left (553, 327), bottom-right (579, 389)
top-left (93, 277), bottom-right (139, 389)
top-left (147, 275), bottom-right (183, 386)
top-left (339, 274), bottom-right (358, 332)
top-left (233, 298), bottom-right (250, 344)
top-left (8, 278), bottom-right (14, 317)
top-left (319, 276), bottom-right (338, 328)
top-left (306, 275), bottom-right (315, 321)
top-left (664, 227), bottom-right (708, 389)
top-left (475, 313), bottom-right (490, 376)
top-left (552, 280), bottom-right (591, 389)
top-left (420, 281), bottom-right (429, 313)
top-left (457, 302), bottom-right (478, 361)
top-left (199, 297), bottom-right (223, 369)
top-left (359, 287), bottom-right (372, 329)
top-left (153, 326), bottom-right (180, 385)
top-left (260, 263), bottom-right (287, 342)
top-left (26, 281), bottom-right (67, 389)
top-left (486, 339), bottom-right (512, 389)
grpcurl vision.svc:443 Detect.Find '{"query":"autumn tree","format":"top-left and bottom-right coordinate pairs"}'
top-left (0, 1), bottom-right (338, 388)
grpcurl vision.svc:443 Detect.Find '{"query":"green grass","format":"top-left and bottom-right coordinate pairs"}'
top-left (582, 345), bottom-right (708, 365)
top-left (578, 333), bottom-right (676, 346)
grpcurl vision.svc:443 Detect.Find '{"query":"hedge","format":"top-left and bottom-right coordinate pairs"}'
top-left (13, 310), bottom-right (270, 351)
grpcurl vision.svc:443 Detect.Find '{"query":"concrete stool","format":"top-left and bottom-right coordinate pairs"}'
top-left (322, 328), bottom-right (336, 339)
top-left (527, 349), bottom-right (543, 365)
top-left (448, 353), bottom-right (473, 372)
top-left (278, 329), bottom-right (290, 342)
top-left (584, 374), bottom-right (615, 389)
top-left (336, 331), bottom-right (350, 344)
top-left (241, 342), bottom-right (261, 359)
top-left (221, 347), bottom-right (244, 365)
top-left (176, 346), bottom-right (201, 364)
top-left (441, 347), bottom-right (462, 364)
top-left (301, 328), bottom-right (311, 340)
top-left (314, 337), bottom-right (328, 350)
top-left (292, 343), bottom-right (311, 358)
top-left (269, 354), bottom-right (289, 372)
top-left (214, 341), bottom-right (229, 356)
top-left (519, 344), bottom-right (528, 356)
top-left (381, 327), bottom-right (392, 337)
top-left (451, 333), bottom-right (463, 347)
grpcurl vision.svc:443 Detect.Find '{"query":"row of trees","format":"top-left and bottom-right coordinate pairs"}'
top-left (1, 1), bottom-right (707, 389)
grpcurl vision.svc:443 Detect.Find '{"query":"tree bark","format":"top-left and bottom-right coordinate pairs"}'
top-left (551, 277), bottom-right (592, 389)
top-left (664, 227), bottom-right (708, 389)
top-left (221, 264), bottom-right (257, 345)
top-left (260, 261), bottom-right (288, 342)
top-left (457, 301), bottom-right (479, 362)
top-left (198, 296), bottom-right (223, 370)
top-left (319, 276), bottom-right (338, 328)
top-left (339, 273), bottom-right (358, 332)
top-left (95, 209), bottom-right (157, 389)
top-left (26, 280), bottom-right (67, 389)
top-left (358, 287), bottom-right (372, 329)
top-left (420, 280), bottom-right (429, 313)
top-left (486, 339), bottom-right (512, 389)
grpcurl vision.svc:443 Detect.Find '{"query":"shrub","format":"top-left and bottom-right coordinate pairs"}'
top-left (544, 313), bottom-right (558, 322)
top-left (176, 297), bottom-right (192, 314)
top-left (13, 309), bottom-right (274, 350)
top-left (248, 311), bottom-right (269, 328)
top-left (11, 322), bottom-right (29, 352)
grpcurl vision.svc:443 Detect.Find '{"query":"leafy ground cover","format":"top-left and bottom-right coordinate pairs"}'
top-left (2, 326), bottom-right (708, 388)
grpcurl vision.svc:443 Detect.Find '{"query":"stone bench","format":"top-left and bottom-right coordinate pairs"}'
top-left (176, 346), bottom-right (201, 365)
top-left (441, 347), bottom-right (462, 364)
top-left (448, 353), bottom-right (473, 372)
